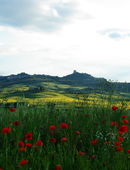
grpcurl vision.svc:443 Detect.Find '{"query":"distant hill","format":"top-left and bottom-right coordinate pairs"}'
top-left (0, 71), bottom-right (130, 99)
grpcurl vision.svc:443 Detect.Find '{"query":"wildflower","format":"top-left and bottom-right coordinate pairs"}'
top-left (61, 137), bottom-right (68, 142)
top-left (89, 155), bottom-right (96, 159)
top-left (111, 122), bottom-right (118, 127)
top-left (1, 127), bottom-right (11, 134)
top-left (55, 165), bottom-right (61, 170)
top-left (35, 140), bottom-right (44, 146)
top-left (18, 147), bottom-right (26, 152)
top-left (50, 138), bottom-right (57, 143)
top-left (49, 125), bottom-right (56, 130)
top-left (117, 136), bottom-right (124, 142)
top-left (118, 125), bottom-right (128, 135)
top-left (0, 169), bottom-right (3, 170)
top-left (104, 141), bottom-right (111, 145)
top-left (9, 108), bottom-right (16, 112)
top-left (18, 141), bottom-right (24, 147)
top-left (19, 160), bottom-right (28, 165)
top-left (115, 146), bottom-right (123, 152)
top-left (91, 139), bottom-right (97, 145)
top-left (78, 151), bottom-right (85, 156)
top-left (121, 115), bottom-right (127, 118)
top-left (50, 131), bottom-right (55, 135)
top-left (112, 106), bottom-right (118, 110)
top-left (26, 143), bottom-right (32, 148)
top-left (127, 150), bottom-right (130, 153)
top-left (114, 141), bottom-right (121, 146)
top-left (13, 121), bottom-right (20, 126)
top-left (75, 130), bottom-right (80, 135)
top-left (25, 133), bottom-right (32, 140)
top-left (122, 119), bottom-right (129, 124)
top-left (60, 123), bottom-right (68, 129)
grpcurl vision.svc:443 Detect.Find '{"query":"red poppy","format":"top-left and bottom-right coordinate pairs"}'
top-left (114, 141), bottom-right (121, 146)
top-left (13, 121), bottom-right (20, 126)
top-left (121, 115), bottom-right (127, 118)
top-left (111, 122), bottom-right (118, 127)
top-left (91, 139), bottom-right (97, 145)
top-left (50, 138), bottom-right (57, 143)
top-left (127, 150), bottom-right (130, 153)
top-left (118, 125), bottom-right (128, 135)
top-left (19, 160), bottom-right (28, 165)
top-left (117, 136), bottom-right (124, 142)
top-left (60, 123), bottom-right (68, 129)
top-left (78, 151), bottom-right (85, 156)
top-left (89, 155), bottom-right (96, 159)
top-left (112, 106), bottom-right (118, 110)
top-left (1, 127), bottom-right (11, 134)
top-left (9, 108), bottom-right (16, 112)
top-left (55, 165), bottom-right (61, 170)
top-left (61, 137), bottom-right (68, 142)
top-left (18, 147), bottom-right (26, 152)
top-left (26, 143), bottom-right (32, 148)
top-left (35, 140), bottom-right (44, 146)
top-left (104, 141), bottom-right (111, 144)
top-left (50, 131), bottom-right (55, 135)
top-left (49, 125), bottom-right (56, 130)
top-left (115, 146), bottom-right (123, 152)
top-left (122, 119), bottom-right (129, 124)
top-left (25, 132), bottom-right (32, 140)
top-left (18, 141), bottom-right (25, 147)
top-left (0, 168), bottom-right (3, 170)
top-left (75, 130), bottom-right (80, 135)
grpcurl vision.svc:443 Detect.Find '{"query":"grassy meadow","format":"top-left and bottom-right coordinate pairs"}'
top-left (1, 95), bottom-right (130, 170)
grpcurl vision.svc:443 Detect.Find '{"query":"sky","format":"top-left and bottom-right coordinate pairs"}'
top-left (0, 0), bottom-right (130, 82)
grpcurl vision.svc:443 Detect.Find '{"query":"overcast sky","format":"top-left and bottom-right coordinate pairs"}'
top-left (0, 0), bottom-right (130, 82)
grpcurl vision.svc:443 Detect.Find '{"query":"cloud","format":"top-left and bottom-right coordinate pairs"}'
top-left (99, 29), bottom-right (130, 40)
top-left (0, 0), bottom-right (77, 31)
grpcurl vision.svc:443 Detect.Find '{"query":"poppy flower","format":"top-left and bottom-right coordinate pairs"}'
top-left (55, 165), bottom-right (61, 170)
top-left (104, 141), bottom-right (111, 145)
top-left (91, 139), bottom-right (97, 145)
top-left (13, 121), bottom-right (20, 126)
top-left (50, 131), bottom-right (55, 135)
top-left (114, 141), bottom-right (121, 146)
top-left (117, 136), bottom-right (124, 142)
top-left (61, 137), bottom-right (68, 142)
top-left (19, 160), bottom-right (28, 165)
top-left (89, 155), bottom-right (96, 159)
top-left (0, 169), bottom-right (3, 170)
top-left (118, 125), bottom-right (128, 135)
top-left (127, 150), bottom-right (130, 153)
top-left (122, 119), bottom-right (129, 124)
top-left (35, 140), bottom-right (44, 146)
top-left (75, 130), bottom-right (80, 135)
top-left (60, 123), bottom-right (68, 129)
top-left (115, 146), bottom-right (123, 152)
top-left (50, 138), bottom-right (57, 143)
top-left (9, 108), bottom-right (16, 112)
top-left (111, 122), bottom-right (118, 127)
top-left (18, 141), bottom-right (24, 147)
top-left (1, 127), bottom-right (11, 134)
top-left (25, 133), bottom-right (32, 140)
top-left (112, 106), bottom-right (118, 110)
top-left (78, 151), bottom-right (85, 156)
top-left (26, 143), bottom-right (32, 148)
top-left (49, 125), bottom-right (56, 130)
top-left (121, 115), bottom-right (127, 118)
top-left (18, 147), bottom-right (26, 152)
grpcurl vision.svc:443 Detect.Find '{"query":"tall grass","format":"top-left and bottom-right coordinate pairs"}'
top-left (0, 98), bottom-right (130, 170)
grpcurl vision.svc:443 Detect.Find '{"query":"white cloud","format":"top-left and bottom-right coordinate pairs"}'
top-left (0, 0), bottom-right (130, 82)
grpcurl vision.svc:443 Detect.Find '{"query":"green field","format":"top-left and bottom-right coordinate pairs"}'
top-left (0, 98), bottom-right (130, 169)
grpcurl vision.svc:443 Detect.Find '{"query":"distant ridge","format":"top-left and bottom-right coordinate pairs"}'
top-left (0, 71), bottom-right (130, 95)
